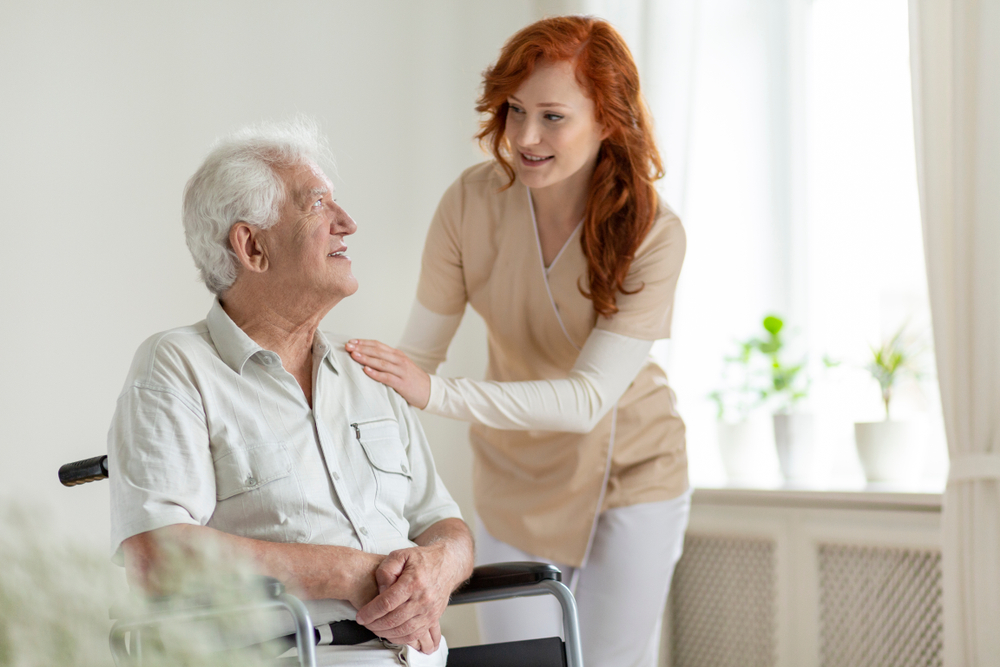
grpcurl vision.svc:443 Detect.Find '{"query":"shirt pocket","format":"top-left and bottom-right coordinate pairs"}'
top-left (210, 442), bottom-right (308, 543)
top-left (352, 417), bottom-right (412, 533)
top-left (214, 443), bottom-right (293, 501)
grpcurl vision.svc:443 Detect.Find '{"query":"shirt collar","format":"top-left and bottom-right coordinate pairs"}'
top-left (206, 299), bottom-right (339, 375)
top-left (312, 328), bottom-right (340, 375)
top-left (206, 300), bottom-right (265, 374)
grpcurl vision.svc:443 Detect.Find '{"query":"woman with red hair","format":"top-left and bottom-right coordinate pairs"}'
top-left (347, 16), bottom-right (689, 665)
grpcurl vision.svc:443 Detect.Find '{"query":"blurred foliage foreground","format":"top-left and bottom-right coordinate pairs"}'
top-left (0, 503), bottom-right (281, 667)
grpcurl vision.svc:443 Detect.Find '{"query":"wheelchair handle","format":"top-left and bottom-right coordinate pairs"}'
top-left (59, 455), bottom-right (108, 486)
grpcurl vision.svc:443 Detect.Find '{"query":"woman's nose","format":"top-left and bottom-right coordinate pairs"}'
top-left (516, 117), bottom-right (541, 146)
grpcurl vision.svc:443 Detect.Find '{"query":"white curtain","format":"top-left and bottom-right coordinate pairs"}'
top-left (908, 0), bottom-right (1000, 664)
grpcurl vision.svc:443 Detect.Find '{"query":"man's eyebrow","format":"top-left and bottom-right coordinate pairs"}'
top-left (297, 185), bottom-right (331, 206)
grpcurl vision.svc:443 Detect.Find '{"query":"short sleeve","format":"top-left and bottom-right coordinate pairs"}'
top-left (108, 346), bottom-right (216, 564)
top-left (596, 204), bottom-right (687, 340)
top-left (388, 391), bottom-right (462, 539)
top-left (415, 175), bottom-right (468, 316)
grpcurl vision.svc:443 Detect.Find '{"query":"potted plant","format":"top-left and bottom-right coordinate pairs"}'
top-left (711, 314), bottom-right (814, 483)
top-left (751, 315), bottom-right (816, 482)
top-left (710, 343), bottom-right (769, 484)
top-left (854, 326), bottom-right (927, 483)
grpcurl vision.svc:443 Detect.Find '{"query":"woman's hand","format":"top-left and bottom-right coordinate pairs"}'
top-left (345, 340), bottom-right (432, 409)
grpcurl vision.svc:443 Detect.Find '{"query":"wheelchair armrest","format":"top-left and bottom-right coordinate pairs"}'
top-left (110, 575), bottom-right (285, 620)
top-left (452, 561), bottom-right (562, 597)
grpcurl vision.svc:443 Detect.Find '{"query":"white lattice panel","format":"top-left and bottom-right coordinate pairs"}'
top-left (818, 544), bottom-right (943, 667)
top-left (669, 535), bottom-right (777, 667)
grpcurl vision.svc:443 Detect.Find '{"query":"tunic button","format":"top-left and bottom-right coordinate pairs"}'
top-left (359, 526), bottom-right (369, 536)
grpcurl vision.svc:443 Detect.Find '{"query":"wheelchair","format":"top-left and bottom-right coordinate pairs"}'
top-left (60, 455), bottom-right (583, 667)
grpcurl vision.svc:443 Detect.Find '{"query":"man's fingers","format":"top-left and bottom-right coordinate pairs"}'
top-left (375, 553), bottom-right (406, 592)
top-left (361, 598), bottom-right (424, 634)
top-left (356, 577), bottom-right (412, 625)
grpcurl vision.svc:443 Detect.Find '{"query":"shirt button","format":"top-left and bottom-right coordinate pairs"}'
top-left (246, 475), bottom-right (257, 486)
top-left (359, 526), bottom-right (369, 536)
top-left (332, 471), bottom-right (341, 481)
top-left (400, 462), bottom-right (409, 474)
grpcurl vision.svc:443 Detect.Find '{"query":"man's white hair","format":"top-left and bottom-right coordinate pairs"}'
top-left (182, 118), bottom-right (333, 295)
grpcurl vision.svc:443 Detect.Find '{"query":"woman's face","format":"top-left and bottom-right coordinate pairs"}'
top-left (505, 60), bottom-right (607, 193)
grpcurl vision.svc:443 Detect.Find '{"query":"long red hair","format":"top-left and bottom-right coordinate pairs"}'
top-left (476, 15), bottom-right (664, 318)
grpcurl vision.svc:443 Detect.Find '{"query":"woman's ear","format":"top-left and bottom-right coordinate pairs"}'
top-left (229, 223), bottom-right (269, 273)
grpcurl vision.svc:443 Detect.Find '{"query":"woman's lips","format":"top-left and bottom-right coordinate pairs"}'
top-left (519, 152), bottom-right (553, 166)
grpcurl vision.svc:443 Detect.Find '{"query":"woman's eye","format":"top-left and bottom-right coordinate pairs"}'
top-left (507, 104), bottom-right (524, 114)
top-left (544, 113), bottom-right (564, 121)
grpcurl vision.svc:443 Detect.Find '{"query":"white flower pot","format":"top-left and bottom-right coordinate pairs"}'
top-left (854, 421), bottom-right (925, 484)
top-left (773, 413), bottom-right (815, 483)
top-left (717, 418), bottom-right (773, 484)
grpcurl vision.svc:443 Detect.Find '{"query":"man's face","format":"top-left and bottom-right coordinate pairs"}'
top-left (259, 161), bottom-right (358, 303)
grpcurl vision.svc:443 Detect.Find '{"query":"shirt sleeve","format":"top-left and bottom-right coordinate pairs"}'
top-left (415, 175), bottom-right (469, 317)
top-left (388, 390), bottom-right (463, 540)
top-left (423, 328), bottom-right (654, 433)
top-left (397, 300), bottom-right (464, 374)
top-left (108, 345), bottom-right (216, 564)
top-left (595, 204), bottom-right (687, 340)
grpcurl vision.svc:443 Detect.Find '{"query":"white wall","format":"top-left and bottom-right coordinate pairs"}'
top-left (0, 0), bottom-right (537, 584)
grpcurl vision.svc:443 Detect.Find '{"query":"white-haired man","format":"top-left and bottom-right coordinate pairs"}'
top-left (108, 120), bottom-right (472, 666)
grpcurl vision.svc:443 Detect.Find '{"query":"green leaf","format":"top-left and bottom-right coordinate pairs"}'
top-left (763, 315), bottom-right (784, 335)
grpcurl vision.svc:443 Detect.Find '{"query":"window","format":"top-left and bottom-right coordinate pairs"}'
top-left (586, 0), bottom-right (946, 488)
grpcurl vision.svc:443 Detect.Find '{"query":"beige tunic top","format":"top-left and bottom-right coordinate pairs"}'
top-left (417, 161), bottom-right (688, 566)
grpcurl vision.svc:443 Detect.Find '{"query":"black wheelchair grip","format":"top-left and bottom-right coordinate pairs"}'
top-left (59, 455), bottom-right (109, 486)
top-left (456, 562), bottom-right (562, 594)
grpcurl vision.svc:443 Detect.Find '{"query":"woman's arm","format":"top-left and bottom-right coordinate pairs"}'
top-left (347, 323), bottom-right (654, 434)
top-left (424, 328), bottom-right (652, 433)
top-left (397, 300), bottom-right (464, 374)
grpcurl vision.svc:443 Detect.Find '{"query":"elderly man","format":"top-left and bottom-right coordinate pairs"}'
top-left (108, 120), bottom-right (473, 666)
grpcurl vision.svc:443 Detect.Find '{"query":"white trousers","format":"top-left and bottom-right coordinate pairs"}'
top-left (475, 492), bottom-right (692, 667)
top-left (312, 637), bottom-right (448, 666)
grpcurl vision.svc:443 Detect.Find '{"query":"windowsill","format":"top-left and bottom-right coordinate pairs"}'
top-left (692, 479), bottom-right (944, 512)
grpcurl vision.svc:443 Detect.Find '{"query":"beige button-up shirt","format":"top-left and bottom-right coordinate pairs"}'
top-left (108, 300), bottom-right (461, 569)
top-left (416, 161), bottom-right (688, 567)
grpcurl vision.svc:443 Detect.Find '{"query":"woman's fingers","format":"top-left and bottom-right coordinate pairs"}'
top-left (347, 341), bottom-right (404, 374)
top-left (351, 350), bottom-right (400, 375)
top-left (362, 366), bottom-right (404, 391)
top-left (345, 339), bottom-right (431, 409)
top-left (347, 339), bottom-right (397, 362)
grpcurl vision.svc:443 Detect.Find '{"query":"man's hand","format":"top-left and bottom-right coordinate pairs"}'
top-left (355, 543), bottom-right (454, 650)
top-left (354, 519), bottom-right (473, 653)
top-left (343, 550), bottom-right (385, 611)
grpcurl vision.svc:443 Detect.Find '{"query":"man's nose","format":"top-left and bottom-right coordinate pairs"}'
top-left (332, 204), bottom-right (357, 236)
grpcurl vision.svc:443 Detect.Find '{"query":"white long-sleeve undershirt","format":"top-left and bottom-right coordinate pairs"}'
top-left (397, 301), bottom-right (654, 434)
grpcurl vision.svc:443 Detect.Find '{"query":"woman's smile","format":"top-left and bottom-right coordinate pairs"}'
top-left (519, 151), bottom-right (554, 166)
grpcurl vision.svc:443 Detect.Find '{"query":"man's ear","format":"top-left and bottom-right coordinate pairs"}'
top-left (229, 223), bottom-right (269, 273)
